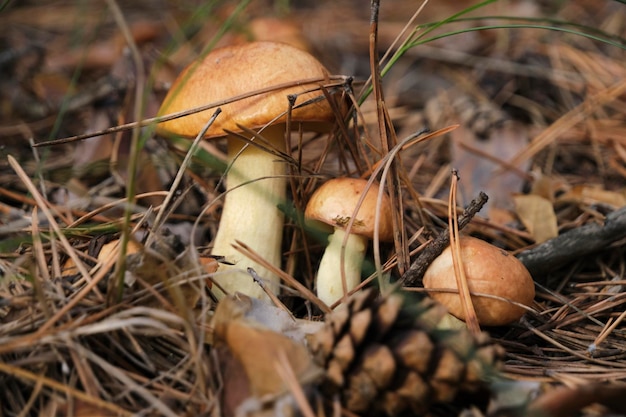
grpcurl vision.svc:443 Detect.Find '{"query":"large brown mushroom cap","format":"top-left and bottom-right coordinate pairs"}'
top-left (423, 236), bottom-right (536, 326)
top-left (305, 178), bottom-right (394, 241)
top-left (157, 41), bottom-right (336, 138)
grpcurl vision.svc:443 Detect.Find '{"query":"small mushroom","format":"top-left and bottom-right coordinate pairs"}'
top-left (422, 236), bottom-right (535, 326)
top-left (157, 41), bottom-right (340, 300)
top-left (305, 178), bottom-right (393, 306)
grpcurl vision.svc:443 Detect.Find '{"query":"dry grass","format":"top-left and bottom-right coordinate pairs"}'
top-left (1, 0), bottom-right (626, 415)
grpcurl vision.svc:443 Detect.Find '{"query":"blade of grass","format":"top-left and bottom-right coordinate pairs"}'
top-left (104, 0), bottom-right (146, 305)
top-left (359, 0), bottom-right (626, 103)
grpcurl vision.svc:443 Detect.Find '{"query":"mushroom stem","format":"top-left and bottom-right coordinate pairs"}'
top-left (316, 228), bottom-right (368, 306)
top-left (211, 125), bottom-right (286, 300)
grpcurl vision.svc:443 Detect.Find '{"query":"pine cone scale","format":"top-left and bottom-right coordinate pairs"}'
top-left (309, 288), bottom-right (504, 416)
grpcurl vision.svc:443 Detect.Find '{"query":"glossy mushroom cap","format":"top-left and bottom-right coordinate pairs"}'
top-left (305, 178), bottom-right (394, 240)
top-left (157, 41), bottom-right (337, 138)
top-left (422, 236), bottom-right (535, 326)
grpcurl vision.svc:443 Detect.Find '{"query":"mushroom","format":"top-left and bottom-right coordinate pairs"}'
top-left (305, 178), bottom-right (393, 306)
top-left (422, 236), bottom-right (535, 326)
top-left (157, 41), bottom-right (339, 300)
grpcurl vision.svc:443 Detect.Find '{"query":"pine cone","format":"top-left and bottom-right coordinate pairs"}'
top-left (308, 288), bottom-right (504, 416)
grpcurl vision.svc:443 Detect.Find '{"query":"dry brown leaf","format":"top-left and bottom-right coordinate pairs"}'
top-left (212, 294), bottom-right (322, 415)
top-left (529, 170), bottom-right (562, 201)
top-left (513, 194), bottom-right (558, 243)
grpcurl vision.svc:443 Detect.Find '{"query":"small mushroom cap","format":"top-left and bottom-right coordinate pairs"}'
top-left (304, 178), bottom-right (394, 241)
top-left (422, 236), bottom-right (535, 326)
top-left (157, 41), bottom-right (337, 139)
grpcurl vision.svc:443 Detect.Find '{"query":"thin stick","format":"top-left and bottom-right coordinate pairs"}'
top-left (368, 0), bottom-right (409, 275)
top-left (30, 206), bottom-right (52, 320)
top-left (148, 108), bottom-right (221, 242)
top-left (400, 192), bottom-right (489, 286)
top-left (32, 76), bottom-right (349, 147)
top-left (273, 350), bottom-right (317, 417)
top-left (247, 267), bottom-right (294, 319)
top-left (517, 205), bottom-right (626, 280)
top-left (233, 240), bottom-right (331, 314)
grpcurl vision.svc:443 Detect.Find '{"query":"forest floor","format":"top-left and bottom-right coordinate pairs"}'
top-left (1, 1), bottom-right (626, 416)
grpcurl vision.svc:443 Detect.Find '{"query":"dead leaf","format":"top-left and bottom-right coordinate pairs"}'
top-left (213, 294), bottom-right (322, 415)
top-left (513, 194), bottom-right (558, 243)
top-left (529, 169), bottom-right (563, 201)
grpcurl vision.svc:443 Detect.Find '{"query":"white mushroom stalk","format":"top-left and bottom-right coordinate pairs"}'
top-left (305, 178), bottom-right (393, 307)
top-left (315, 228), bottom-right (368, 306)
top-left (211, 125), bottom-right (286, 299)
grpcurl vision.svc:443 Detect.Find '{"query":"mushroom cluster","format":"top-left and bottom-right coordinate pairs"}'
top-left (422, 236), bottom-right (535, 326)
top-left (157, 41), bottom-right (340, 300)
top-left (305, 178), bottom-right (393, 306)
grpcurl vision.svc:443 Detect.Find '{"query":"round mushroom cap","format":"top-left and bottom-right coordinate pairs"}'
top-left (304, 178), bottom-right (394, 241)
top-left (157, 41), bottom-right (338, 139)
top-left (422, 236), bottom-right (535, 326)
